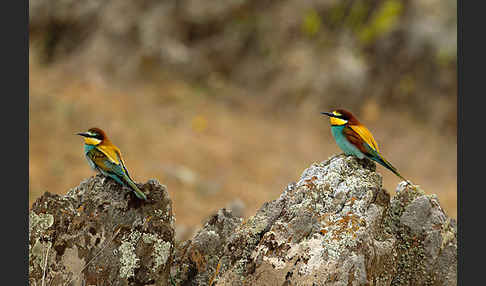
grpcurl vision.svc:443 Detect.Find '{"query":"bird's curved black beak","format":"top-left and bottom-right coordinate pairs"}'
top-left (321, 112), bottom-right (334, 117)
top-left (76, 132), bottom-right (89, 137)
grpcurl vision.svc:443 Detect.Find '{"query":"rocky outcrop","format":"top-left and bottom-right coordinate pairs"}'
top-left (29, 175), bottom-right (175, 286)
top-left (29, 155), bottom-right (457, 285)
top-left (171, 208), bottom-right (243, 286)
top-left (173, 155), bottom-right (457, 286)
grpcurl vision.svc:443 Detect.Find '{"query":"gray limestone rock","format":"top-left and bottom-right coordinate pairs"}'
top-left (29, 175), bottom-right (175, 286)
top-left (171, 208), bottom-right (243, 286)
top-left (207, 155), bottom-right (457, 286)
top-left (29, 155), bottom-right (457, 286)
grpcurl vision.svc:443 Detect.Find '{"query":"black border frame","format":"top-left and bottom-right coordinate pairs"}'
top-left (458, 0), bottom-right (484, 284)
top-left (457, 0), bottom-right (462, 284)
top-left (6, 0), bottom-right (29, 283)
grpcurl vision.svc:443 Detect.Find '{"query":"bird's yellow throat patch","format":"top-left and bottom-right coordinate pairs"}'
top-left (330, 117), bottom-right (348, 126)
top-left (84, 137), bottom-right (102, 146)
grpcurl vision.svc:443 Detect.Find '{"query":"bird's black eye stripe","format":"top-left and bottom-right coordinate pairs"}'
top-left (87, 133), bottom-right (103, 140)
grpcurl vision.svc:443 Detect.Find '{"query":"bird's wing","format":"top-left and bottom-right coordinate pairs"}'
top-left (349, 124), bottom-right (380, 152)
top-left (342, 125), bottom-right (378, 155)
top-left (87, 148), bottom-right (126, 177)
top-left (97, 143), bottom-right (134, 180)
top-left (114, 148), bottom-right (133, 180)
top-left (96, 144), bottom-right (121, 165)
top-left (344, 124), bottom-right (406, 180)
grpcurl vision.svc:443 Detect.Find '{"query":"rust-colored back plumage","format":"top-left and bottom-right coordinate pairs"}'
top-left (348, 125), bottom-right (380, 153)
top-left (79, 127), bottom-right (147, 200)
top-left (333, 109), bottom-right (380, 153)
top-left (88, 127), bottom-right (130, 175)
top-left (323, 108), bottom-right (407, 182)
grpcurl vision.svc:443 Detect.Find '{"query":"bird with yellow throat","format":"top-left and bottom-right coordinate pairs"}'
top-left (321, 109), bottom-right (409, 183)
top-left (77, 127), bottom-right (148, 200)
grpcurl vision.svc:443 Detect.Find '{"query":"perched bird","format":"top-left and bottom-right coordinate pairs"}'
top-left (76, 127), bottom-right (147, 200)
top-left (321, 109), bottom-right (408, 182)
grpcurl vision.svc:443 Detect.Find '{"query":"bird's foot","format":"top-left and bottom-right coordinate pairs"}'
top-left (403, 179), bottom-right (413, 186)
top-left (411, 184), bottom-right (425, 194)
top-left (401, 180), bottom-right (425, 194)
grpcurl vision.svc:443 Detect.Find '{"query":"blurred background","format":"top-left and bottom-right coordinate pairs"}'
top-left (29, 0), bottom-right (457, 238)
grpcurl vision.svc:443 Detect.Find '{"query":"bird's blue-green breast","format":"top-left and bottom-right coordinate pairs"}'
top-left (330, 125), bottom-right (365, 159)
top-left (84, 144), bottom-right (98, 170)
top-left (84, 143), bottom-right (96, 154)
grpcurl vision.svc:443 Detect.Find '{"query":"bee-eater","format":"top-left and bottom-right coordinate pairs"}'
top-left (76, 127), bottom-right (148, 200)
top-left (321, 109), bottom-right (408, 182)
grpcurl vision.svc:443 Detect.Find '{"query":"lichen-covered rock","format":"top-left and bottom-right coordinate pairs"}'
top-left (384, 182), bottom-right (457, 286)
top-left (206, 155), bottom-right (456, 286)
top-left (29, 174), bottom-right (175, 286)
top-left (171, 208), bottom-right (243, 286)
top-left (29, 155), bottom-right (456, 285)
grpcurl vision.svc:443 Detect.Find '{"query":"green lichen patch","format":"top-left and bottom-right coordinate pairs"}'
top-left (30, 239), bottom-right (52, 269)
top-left (440, 218), bottom-right (456, 250)
top-left (29, 212), bottom-right (54, 238)
top-left (142, 233), bottom-right (172, 272)
top-left (29, 212), bottom-right (55, 277)
top-left (383, 184), bottom-right (448, 286)
top-left (390, 229), bottom-right (429, 286)
top-left (117, 231), bottom-right (142, 279)
top-left (154, 208), bottom-right (175, 227)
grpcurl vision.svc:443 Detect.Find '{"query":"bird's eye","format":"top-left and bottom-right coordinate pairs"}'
top-left (87, 132), bottom-right (99, 138)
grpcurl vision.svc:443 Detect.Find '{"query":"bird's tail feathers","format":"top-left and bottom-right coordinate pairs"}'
top-left (375, 155), bottom-right (408, 182)
top-left (124, 176), bottom-right (148, 200)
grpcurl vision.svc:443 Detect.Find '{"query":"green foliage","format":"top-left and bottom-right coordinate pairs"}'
top-left (358, 0), bottom-right (403, 44)
top-left (302, 9), bottom-right (322, 37)
top-left (436, 47), bottom-right (455, 67)
top-left (326, 0), bottom-right (402, 46)
top-left (329, 4), bottom-right (347, 25)
top-left (346, 1), bottom-right (371, 31)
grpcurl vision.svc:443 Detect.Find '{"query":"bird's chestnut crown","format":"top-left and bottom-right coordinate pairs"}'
top-left (321, 109), bottom-right (359, 126)
top-left (77, 127), bottom-right (107, 145)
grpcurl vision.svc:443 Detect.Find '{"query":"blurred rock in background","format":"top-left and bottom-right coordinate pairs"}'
top-left (29, 0), bottom-right (456, 128)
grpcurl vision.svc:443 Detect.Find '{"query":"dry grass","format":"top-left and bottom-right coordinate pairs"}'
top-left (29, 55), bottom-right (457, 233)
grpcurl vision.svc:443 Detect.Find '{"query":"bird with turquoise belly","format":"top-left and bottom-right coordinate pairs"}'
top-left (76, 127), bottom-right (148, 200)
top-left (321, 109), bottom-right (408, 182)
